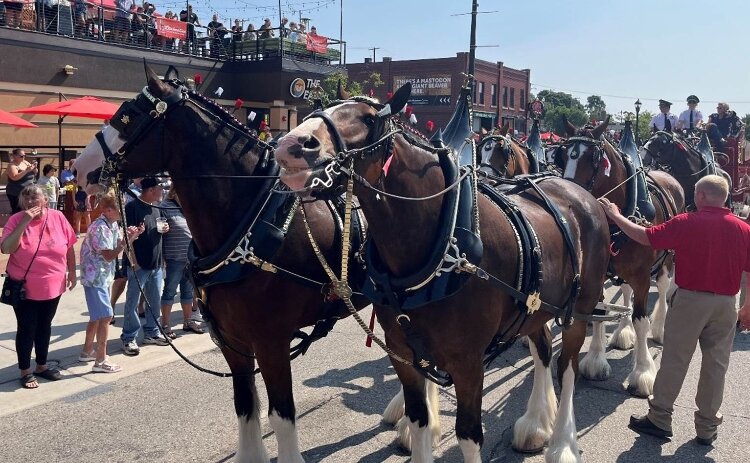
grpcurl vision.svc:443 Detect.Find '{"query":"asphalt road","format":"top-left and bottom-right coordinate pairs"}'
top-left (1, 286), bottom-right (749, 463)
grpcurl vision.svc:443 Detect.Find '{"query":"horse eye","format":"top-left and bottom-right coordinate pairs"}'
top-left (362, 115), bottom-right (376, 126)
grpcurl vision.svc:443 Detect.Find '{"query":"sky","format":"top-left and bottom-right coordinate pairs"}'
top-left (178, 0), bottom-right (749, 119)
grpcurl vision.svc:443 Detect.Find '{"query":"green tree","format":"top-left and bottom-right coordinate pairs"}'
top-left (314, 71), bottom-right (383, 108)
top-left (586, 95), bottom-right (607, 122)
top-left (537, 90), bottom-right (588, 135)
top-left (634, 110), bottom-right (654, 144)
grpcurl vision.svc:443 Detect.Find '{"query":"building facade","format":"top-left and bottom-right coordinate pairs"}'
top-left (347, 53), bottom-right (531, 136)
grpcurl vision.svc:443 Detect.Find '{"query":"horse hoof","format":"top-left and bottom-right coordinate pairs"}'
top-left (626, 384), bottom-right (650, 399)
top-left (513, 443), bottom-right (545, 454)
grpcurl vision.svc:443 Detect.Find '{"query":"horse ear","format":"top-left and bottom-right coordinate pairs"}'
top-left (563, 117), bottom-right (577, 137)
top-left (164, 65), bottom-right (180, 82)
top-left (145, 64), bottom-right (172, 98)
top-left (378, 82), bottom-right (411, 117)
top-left (591, 115), bottom-right (610, 140)
top-left (499, 122), bottom-right (510, 136)
top-left (336, 80), bottom-right (351, 100)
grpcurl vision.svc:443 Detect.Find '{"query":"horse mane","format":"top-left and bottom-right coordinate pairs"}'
top-left (181, 86), bottom-right (271, 150)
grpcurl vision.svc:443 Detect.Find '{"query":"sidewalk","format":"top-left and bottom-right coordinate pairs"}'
top-left (0, 235), bottom-right (217, 417)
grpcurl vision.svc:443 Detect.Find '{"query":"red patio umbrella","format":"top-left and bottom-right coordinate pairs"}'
top-left (12, 96), bottom-right (120, 171)
top-left (0, 108), bottom-right (38, 128)
top-left (13, 96), bottom-right (119, 120)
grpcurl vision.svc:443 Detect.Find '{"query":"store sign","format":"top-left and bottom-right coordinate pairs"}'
top-left (290, 77), bottom-right (321, 99)
top-left (393, 75), bottom-right (451, 106)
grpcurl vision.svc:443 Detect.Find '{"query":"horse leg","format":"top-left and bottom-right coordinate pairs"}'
top-left (453, 361), bottom-right (485, 463)
top-left (626, 279), bottom-right (657, 398)
top-left (382, 386), bottom-right (405, 426)
top-left (393, 381), bottom-right (441, 450)
top-left (391, 362), bottom-right (435, 463)
top-left (224, 351), bottom-right (270, 463)
top-left (545, 320), bottom-right (585, 463)
top-left (513, 324), bottom-right (557, 453)
top-left (254, 341), bottom-right (304, 463)
top-left (579, 321), bottom-right (611, 381)
top-left (609, 283), bottom-right (636, 350)
top-left (650, 265), bottom-right (673, 344)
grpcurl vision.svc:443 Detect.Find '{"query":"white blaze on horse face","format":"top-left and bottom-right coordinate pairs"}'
top-left (563, 145), bottom-right (580, 180)
top-left (75, 126), bottom-right (124, 194)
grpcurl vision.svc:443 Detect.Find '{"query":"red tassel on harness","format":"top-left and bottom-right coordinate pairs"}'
top-left (365, 310), bottom-right (377, 347)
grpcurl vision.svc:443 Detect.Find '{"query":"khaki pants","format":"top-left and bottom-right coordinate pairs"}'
top-left (647, 288), bottom-right (737, 439)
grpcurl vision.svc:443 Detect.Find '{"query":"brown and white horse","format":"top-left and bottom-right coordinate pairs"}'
top-left (477, 123), bottom-right (534, 178)
top-left (71, 68), bottom-right (426, 463)
top-left (556, 118), bottom-right (685, 397)
top-left (276, 83), bottom-right (611, 462)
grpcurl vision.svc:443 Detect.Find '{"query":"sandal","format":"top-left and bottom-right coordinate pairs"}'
top-left (183, 320), bottom-right (205, 334)
top-left (20, 374), bottom-right (38, 389)
top-left (78, 351), bottom-right (97, 362)
top-left (35, 368), bottom-right (63, 381)
top-left (92, 360), bottom-right (123, 374)
top-left (162, 325), bottom-right (177, 339)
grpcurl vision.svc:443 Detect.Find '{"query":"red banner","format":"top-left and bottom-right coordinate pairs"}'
top-left (306, 34), bottom-right (328, 54)
top-left (155, 17), bottom-right (187, 40)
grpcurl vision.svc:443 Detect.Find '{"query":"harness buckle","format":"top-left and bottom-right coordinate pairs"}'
top-left (526, 291), bottom-right (542, 313)
top-left (155, 101), bottom-right (168, 114)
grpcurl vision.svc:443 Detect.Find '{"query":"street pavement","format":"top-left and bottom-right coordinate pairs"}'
top-left (1, 264), bottom-right (749, 462)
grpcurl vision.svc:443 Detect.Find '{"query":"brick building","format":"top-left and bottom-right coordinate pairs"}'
top-left (347, 52), bottom-right (531, 136)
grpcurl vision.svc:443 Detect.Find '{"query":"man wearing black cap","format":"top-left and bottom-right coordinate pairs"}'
top-left (677, 95), bottom-right (703, 133)
top-left (650, 100), bottom-right (678, 133)
top-left (120, 177), bottom-right (170, 355)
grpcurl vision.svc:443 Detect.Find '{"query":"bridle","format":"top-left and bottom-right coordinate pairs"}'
top-left (558, 135), bottom-right (605, 191)
top-left (479, 135), bottom-right (515, 177)
top-left (95, 79), bottom-right (274, 188)
top-left (301, 97), bottom-right (403, 192)
top-left (642, 131), bottom-right (712, 178)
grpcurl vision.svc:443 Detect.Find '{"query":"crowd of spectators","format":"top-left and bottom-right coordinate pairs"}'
top-left (0, 1), bottom-right (327, 58)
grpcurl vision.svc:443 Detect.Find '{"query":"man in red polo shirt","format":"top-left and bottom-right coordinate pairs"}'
top-left (600, 174), bottom-right (750, 446)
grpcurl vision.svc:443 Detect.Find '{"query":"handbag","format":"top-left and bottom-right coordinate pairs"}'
top-left (1, 215), bottom-right (48, 306)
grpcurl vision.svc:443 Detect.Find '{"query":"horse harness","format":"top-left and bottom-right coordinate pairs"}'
top-left (98, 82), bottom-right (369, 371)
top-left (302, 97), bottom-right (593, 386)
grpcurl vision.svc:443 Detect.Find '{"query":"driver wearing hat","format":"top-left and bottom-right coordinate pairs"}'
top-left (677, 95), bottom-right (703, 133)
top-left (650, 99), bottom-right (678, 133)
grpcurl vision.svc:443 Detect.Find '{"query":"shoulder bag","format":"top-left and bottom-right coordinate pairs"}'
top-left (1, 214), bottom-right (48, 306)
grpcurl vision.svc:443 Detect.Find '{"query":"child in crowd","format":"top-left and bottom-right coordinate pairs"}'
top-left (79, 194), bottom-right (143, 373)
top-left (36, 164), bottom-right (60, 211)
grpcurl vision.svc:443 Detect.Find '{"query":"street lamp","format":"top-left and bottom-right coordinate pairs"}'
top-left (634, 98), bottom-right (642, 145)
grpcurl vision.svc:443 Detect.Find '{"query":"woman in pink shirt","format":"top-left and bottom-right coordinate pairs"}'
top-left (1, 184), bottom-right (77, 389)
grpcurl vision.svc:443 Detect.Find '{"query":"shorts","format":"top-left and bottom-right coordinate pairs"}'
top-left (114, 257), bottom-right (127, 280)
top-left (161, 260), bottom-right (194, 305)
top-left (84, 285), bottom-right (114, 321)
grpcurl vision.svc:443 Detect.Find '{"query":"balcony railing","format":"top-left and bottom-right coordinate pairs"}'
top-left (0, 2), bottom-right (345, 65)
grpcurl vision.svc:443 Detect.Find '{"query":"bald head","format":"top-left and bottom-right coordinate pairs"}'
top-left (695, 175), bottom-right (729, 207)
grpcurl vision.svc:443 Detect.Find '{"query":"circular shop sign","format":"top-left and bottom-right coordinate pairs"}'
top-left (290, 78), bottom-right (306, 98)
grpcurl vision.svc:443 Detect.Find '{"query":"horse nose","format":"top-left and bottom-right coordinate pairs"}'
top-left (298, 134), bottom-right (321, 151)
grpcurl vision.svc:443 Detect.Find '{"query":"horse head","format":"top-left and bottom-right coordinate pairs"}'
top-left (556, 116), bottom-right (611, 190)
top-left (477, 128), bottom-right (528, 178)
top-left (276, 82), bottom-right (411, 194)
top-left (640, 131), bottom-right (684, 169)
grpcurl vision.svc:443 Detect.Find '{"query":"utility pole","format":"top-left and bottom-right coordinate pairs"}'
top-left (368, 47), bottom-right (379, 62)
top-left (339, 0), bottom-right (343, 58)
top-left (467, 0), bottom-right (478, 89)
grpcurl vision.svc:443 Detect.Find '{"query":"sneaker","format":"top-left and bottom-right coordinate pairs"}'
top-left (122, 340), bottom-right (140, 356)
top-left (142, 335), bottom-right (170, 346)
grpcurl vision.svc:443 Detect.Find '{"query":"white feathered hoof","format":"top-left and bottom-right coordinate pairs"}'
top-left (650, 316), bottom-right (665, 345)
top-left (382, 388), bottom-right (405, 426)
top-left (626, 367), bottom-right (656, 398)
top-left (512, 417), bottom-right (550, 454)
top-left (608, 319), bottom-right (636, 350)
top-left (521, 335), bottom-right (530, 348)
top-left (545, 445), bottom-right (582, 463)
top-left (395, 415), bottom-right (412, 452)
top-left (579, 350), bottom-right (612, 381)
